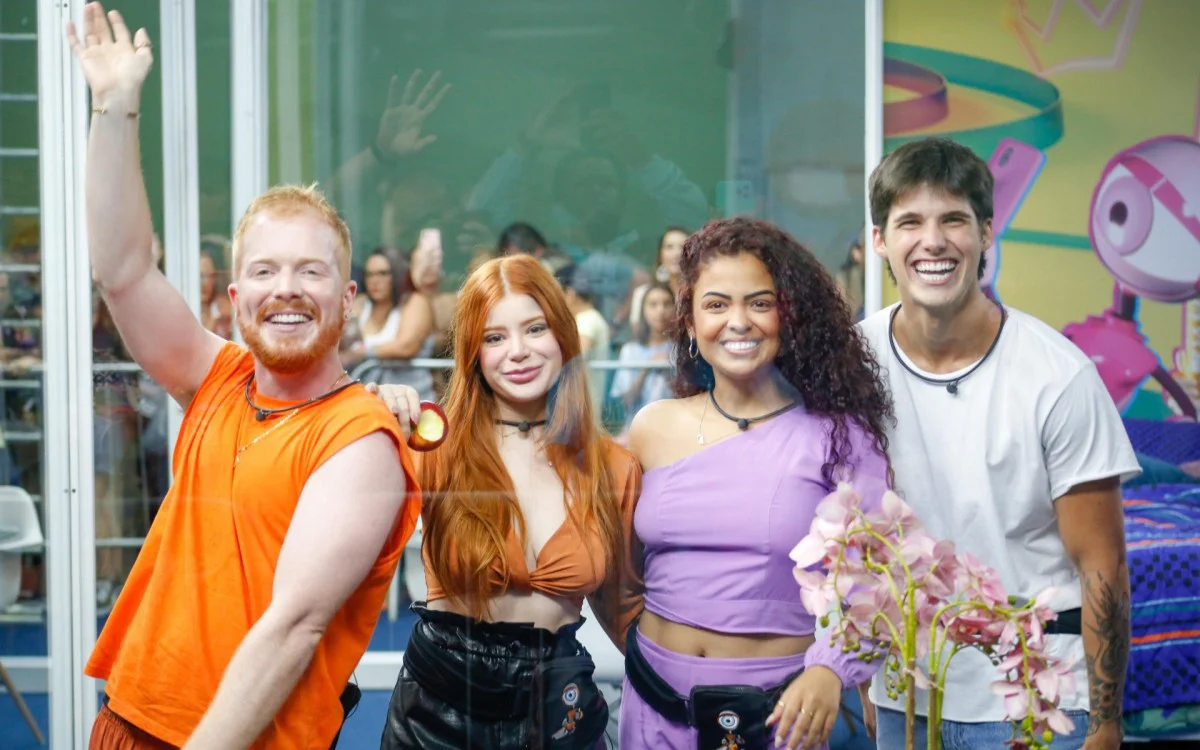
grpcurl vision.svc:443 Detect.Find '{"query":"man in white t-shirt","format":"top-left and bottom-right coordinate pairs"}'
top-left (858, 137), bottom-right (1141, 749)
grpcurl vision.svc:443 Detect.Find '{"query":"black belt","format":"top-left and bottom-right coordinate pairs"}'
top-left (1043, 607), bottom-right (1082, 635)
top-left (403, 621), bottom-right (534, 721)
top-left (623, 625), bottom-right (799, 727)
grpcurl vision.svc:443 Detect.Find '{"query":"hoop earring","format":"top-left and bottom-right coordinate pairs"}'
top-left (688, 337), bottom-right (698, 359)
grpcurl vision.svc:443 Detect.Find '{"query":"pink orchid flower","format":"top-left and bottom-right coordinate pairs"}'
top-left (793, 483), bottom-right (1077, 748)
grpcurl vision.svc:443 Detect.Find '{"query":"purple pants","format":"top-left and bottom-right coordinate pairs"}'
top-left (619, 630), bottom-right (825, 750)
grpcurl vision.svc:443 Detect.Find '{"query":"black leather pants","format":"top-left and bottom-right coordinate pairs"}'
top-left (380, 604), bottom-right (609, 750)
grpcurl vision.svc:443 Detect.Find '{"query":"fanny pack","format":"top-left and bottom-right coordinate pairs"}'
top-left (624, 627), bottom-right (800, 750)
top-left (404, 622), bottom-right (608, 749)
top-left (531, 655), bottom-right (610, 748)
top-left (329, 682), bottom-right (361, 750)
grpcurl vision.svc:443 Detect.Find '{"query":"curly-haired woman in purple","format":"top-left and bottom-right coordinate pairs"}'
top-left (620, 217), bottom-right (894, 750)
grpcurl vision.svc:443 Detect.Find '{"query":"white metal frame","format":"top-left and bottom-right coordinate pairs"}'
top-left (863, 0), bottom-right (885, 316)
top-left (160, 0), bottom-right (201, 462)
top-left (36, 0), bottom-right (76, 740)
top-left (36, 1), bottom-right (100, 745)
top-left (64, 0), bottom-right (101, 733)
top-left (231, 0), bottom-right (269, 237)
top-left (229, 0), bottom-right (269, 349)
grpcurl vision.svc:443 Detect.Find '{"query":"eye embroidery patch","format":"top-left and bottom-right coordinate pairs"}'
top-left (551, 682), bottom-right (582, 739)
top-left (718, 710), bottom-right (745, 749)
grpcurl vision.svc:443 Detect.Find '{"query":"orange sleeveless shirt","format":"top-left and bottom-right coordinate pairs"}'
top-left (85, 343), bottom-right (420, 748)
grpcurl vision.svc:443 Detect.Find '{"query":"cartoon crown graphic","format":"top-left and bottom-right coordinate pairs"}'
top-left (1004, 0), bottom-right (1144, 79)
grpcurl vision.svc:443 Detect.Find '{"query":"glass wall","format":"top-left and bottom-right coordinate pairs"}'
top-left (88, 0), bottom-right (162, 627)
top-left (81, 0), bottom-right (235, 666)
top-left (1, 1), bottom-right (874, 744)
top-left (266, 0), bottom-right (868, 657)
top-left (1, 0), bottom-right (234, 744)
top-left (0, 0), bottom-right (53, 745)
top-left (86, 0), bottom-right (234, 615)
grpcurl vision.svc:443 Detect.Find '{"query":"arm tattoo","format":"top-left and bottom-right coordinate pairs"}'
top-left (1082, 564), bottom-right (1130, 735)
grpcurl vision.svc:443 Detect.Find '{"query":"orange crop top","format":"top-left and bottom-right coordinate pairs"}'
top-left (423, 440), bottom-right (643, 646)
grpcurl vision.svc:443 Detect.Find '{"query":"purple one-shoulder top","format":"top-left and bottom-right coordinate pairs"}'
top-left (636, 406), bottom-right (890, 643)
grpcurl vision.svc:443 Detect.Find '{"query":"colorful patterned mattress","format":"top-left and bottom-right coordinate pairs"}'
top-left (1122, 483), bottom-right (1200, 714)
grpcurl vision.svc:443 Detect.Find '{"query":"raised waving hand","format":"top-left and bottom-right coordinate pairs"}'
top-left (66, 2), bottom-right (153, 105)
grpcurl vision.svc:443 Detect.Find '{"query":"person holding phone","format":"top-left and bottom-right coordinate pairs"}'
top-left (341, 245), bottom-right (437, 401)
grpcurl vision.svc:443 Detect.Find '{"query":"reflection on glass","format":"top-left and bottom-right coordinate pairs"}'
top-left (88, 1), bottom-right (167, 617)
top-left (197, 0), bottom-right (233, 334)
top-left (0, 1), bottom-right (52, 742)
top-left (269, 1), bottom-right (866, 657)
top-left (836, 229), bottom-right (868, 322)
top-left (0, 0), bottom-right (47, 684)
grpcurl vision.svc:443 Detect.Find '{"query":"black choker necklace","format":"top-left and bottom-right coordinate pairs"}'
top-left (244, 372), bottom-right (357, 421)
top-left (709, 391), bottom-right (800, 431)
top-left (495, 419), bottom-right (547, 434)
top-left (888, 303), bottom-right (1007, 395)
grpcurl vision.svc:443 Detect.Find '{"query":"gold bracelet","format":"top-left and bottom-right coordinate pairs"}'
top-left (92, 106), bottom-right (139, 119)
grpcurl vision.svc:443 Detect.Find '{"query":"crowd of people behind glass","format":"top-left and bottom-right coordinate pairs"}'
top-left (0, 211), bottom-right (866, 613)
top-left (0, 65), bottom-right (869, 613)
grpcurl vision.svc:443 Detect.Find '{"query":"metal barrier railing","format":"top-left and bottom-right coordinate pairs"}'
top-left (354, 357), bottom-right (673, 373)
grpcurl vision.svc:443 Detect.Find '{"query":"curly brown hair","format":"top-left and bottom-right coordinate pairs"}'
top-left (671, 217), bottom-right (894, 486)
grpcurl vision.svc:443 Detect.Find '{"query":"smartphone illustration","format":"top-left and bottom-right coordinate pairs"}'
top-left (981, 138), bottom-right (1045, 295)
top-left (988, 137), bottom-right (1046, 235)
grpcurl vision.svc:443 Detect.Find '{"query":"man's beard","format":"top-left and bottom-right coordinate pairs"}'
top-left (239, 300), bottom-right (344, 374)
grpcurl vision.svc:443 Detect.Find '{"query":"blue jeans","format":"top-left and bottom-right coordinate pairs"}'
top-left (875, 706), bottom-right (1090, 749)
top-left (829, 688), bottom-right (876, 750)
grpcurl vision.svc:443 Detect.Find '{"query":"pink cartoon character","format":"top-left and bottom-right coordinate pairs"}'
top-left (1062, 135), bottom-right (1200, 419)
top-left (981, 138), bottom-right (1046, 302)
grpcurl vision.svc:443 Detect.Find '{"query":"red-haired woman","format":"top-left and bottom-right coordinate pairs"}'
top-left (376, 254), bottom-right (641, 749)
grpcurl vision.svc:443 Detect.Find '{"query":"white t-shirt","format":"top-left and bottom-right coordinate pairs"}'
top-left (858, 304), bottom-right (1140, 722)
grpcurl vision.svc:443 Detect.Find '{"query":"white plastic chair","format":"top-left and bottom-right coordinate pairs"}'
top-left (0, 485), bottom-right (46, 744)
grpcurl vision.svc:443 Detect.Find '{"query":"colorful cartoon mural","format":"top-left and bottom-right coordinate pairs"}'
top-left (882, 0), bottom-right (1200, 421)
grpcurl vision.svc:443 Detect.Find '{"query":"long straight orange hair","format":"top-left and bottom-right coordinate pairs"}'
top-left (421, 255), bottom-right (620, 618)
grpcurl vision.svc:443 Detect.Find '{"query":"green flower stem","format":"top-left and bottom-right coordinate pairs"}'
top-left (841, 518), bottom-right (914, 620)
top-left (906, 572), bottom-right (919, 750)
top-left (1014, 626), bottom-right (1039, 746)
top-left (819, 513), bottom-right (1052, 747)
top-left (870, 610), bottom-right (904, 650)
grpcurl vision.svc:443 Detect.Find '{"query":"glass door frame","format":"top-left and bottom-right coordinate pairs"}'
top-left (38, 0), bottom-right (96, 746)
top-left (239, 0), bottom-right (889, 692)
top-left (32, 3), bottom-right (888, 741)
top-left (864, 0), bottom-right (885, 317)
